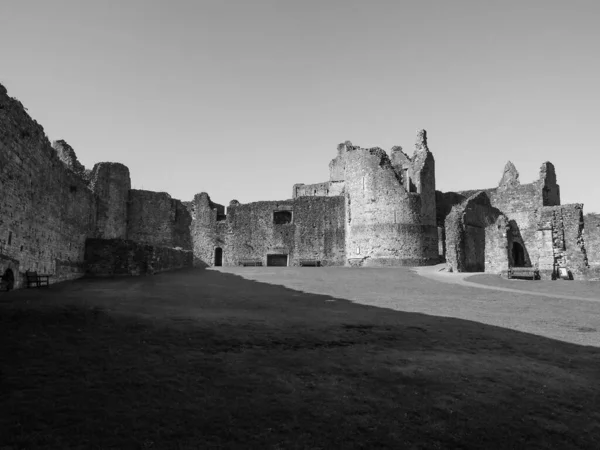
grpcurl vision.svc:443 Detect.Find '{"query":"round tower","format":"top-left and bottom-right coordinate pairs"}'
top-left (339, 135), bottom-right (438, 266)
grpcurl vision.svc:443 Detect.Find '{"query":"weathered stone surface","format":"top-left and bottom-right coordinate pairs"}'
top-left (0, 82), bottom-right (97, 287)
top-left (584, 213), bottom-right (600, 267)
top-left (1, 80), bottom-right (596, 281)
top-left (445, 192), bottom-right (509, 274)
top-left (0, 82), bottom-right (195, 288)
top-left (89, 162), bottom-right (130, 239)
top-left (52, 140), bottom-right (88, 180)
top-left (498, 161), bottom-right (520, 190)
top-left (127, 189), bottom-right (192, 250)
top-left (84, 238), bottom-right (192, 276)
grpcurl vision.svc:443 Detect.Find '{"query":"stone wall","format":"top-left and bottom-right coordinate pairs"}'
top-left (339, 141), bottom-right (438, 266)
top-left (584, 213), bottom-right (600, 268)
top-left (189, 196), bottom-right (347, 267)
top-left (84, 238), bottom-right (192, 276)
top-left (186, 193), bottom-right (226, 267)
top-left (535, 205), bottom-right (590, 279)
top-left (127, 189), bottom-right (192, 250)
top-left (0, 83), bottom-right (97, 287)
top-left (445, 192), bottom-right (509, 273)
top-left (89, 162), bottom-right (130, 239)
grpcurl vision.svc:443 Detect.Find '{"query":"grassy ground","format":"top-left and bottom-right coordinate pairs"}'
top-left (466, 273), bottom-right (600, 299)
top-left (1, 268), bottom-right (599, 449)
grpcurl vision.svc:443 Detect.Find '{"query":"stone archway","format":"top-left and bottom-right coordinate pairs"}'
top-left (512, 242), bottom-right (525, 267)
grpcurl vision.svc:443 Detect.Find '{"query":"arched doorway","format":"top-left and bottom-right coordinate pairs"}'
top-left (512, 242), bottom-right (525, 267)
top-left (2, 269), bottom-right (14, 291)
top-left (214, 247), bottom-right (223, 267)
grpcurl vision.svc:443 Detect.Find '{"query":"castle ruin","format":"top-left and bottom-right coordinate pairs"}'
top-left (1, 82), bottom-right (599, 289)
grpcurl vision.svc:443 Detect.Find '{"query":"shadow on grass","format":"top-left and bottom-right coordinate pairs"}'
top-left (1, 268), bottom-right (599, 449)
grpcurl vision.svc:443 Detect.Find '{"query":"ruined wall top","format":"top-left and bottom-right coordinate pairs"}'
top-left (498, 161), bottom-right (520, 190)
top-left (415, 129), bottom-right (428, 152)
top-left (52, 140), bottom-right (89, 180)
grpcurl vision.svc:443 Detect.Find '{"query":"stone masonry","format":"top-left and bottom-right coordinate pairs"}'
top-left (1, 81), bottom-right (598, 286)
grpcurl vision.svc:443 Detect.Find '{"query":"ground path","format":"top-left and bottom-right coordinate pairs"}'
top-left (414, 264), bottom-right (600, 303)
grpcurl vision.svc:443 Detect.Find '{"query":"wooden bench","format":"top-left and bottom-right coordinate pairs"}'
top-left (299, 259), bottom-right (321, 267)
top-left (507, 267), bottom-right (539, 280)
top-left (25, 271), bottom-right (51, 288)
top-left (238, 259), bottom-right (263, 267)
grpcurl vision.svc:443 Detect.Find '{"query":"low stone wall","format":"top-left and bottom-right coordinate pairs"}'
top-left (84, 239), bottom-right (193, 276)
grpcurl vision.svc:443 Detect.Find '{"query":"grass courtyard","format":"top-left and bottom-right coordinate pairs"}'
top-left (1, 267), bottom-right (599, 449)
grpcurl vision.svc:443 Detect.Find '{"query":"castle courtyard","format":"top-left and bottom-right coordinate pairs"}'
top-left (1, 268), bottom-right (599, 448)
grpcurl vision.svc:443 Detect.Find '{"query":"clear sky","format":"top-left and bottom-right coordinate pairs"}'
top-left (1, 0), bottom-right (599, 212)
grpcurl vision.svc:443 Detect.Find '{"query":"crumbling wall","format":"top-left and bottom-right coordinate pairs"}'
top-left (584, 213), bottom-right (600, 268)
top-left (127, 190), bottom-right (192, 250)
top-left (89, 162), bottom-right (130, 239)
top-left (187, 192), bottom-right (226, 266)
top-left (220, 197), bottom-right (346, 266)
top-left (0, 83), bottom-right (97, 287)
top-left (84, 238), bottom-right (192, 276)
top-left (52, 140), bottom-right (89, 180)
top-left (445, 192), bottom-right (509, 273)
top-left (225, 200), bottom-right (295, 265)
top-left (293, 181), bottom-right (345, 198)
top-left (535, 205), bottom-right (590, 279)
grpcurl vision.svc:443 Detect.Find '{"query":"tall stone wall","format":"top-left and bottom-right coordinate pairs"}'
top-left (127, 189), bottom-right (192, 250)
top-left (225, 201), bottom-right (295, 266)
top-left (220, 197), bottom-right (346, 266)
top-left (89, 162), bottom-right (130, 239)
top-left (0, 83), bottom-right (97, 287)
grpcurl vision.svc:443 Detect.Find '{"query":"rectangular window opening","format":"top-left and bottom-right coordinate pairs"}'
top-left (273, 210), bottom-right (292, 225)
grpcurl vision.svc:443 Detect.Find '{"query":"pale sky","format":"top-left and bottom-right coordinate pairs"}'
top-left (1, 0), bottom-right (599, 212)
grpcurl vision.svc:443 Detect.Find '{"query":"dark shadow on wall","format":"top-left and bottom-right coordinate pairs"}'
top-left (1, 268), bottom-right (599, 449)
top-left (508, 220), bottom-right (532, 268)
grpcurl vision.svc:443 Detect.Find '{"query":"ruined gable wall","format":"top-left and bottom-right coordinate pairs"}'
top-left (127, 189), bottom-right (192, 250)
top-left (584, 213), bottom-right (600, 268)
top-left (0, 84), bottom-right (97, 286)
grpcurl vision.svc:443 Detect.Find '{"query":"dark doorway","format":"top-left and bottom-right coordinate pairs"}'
top-left (2, 269), bottom-right (14, 291)
top-left (214, 247), bottom-right (223, 267)
top-left (267, 254), bottom-right (288, 267)
top-left (512, 242), bottom-right (525, 267)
